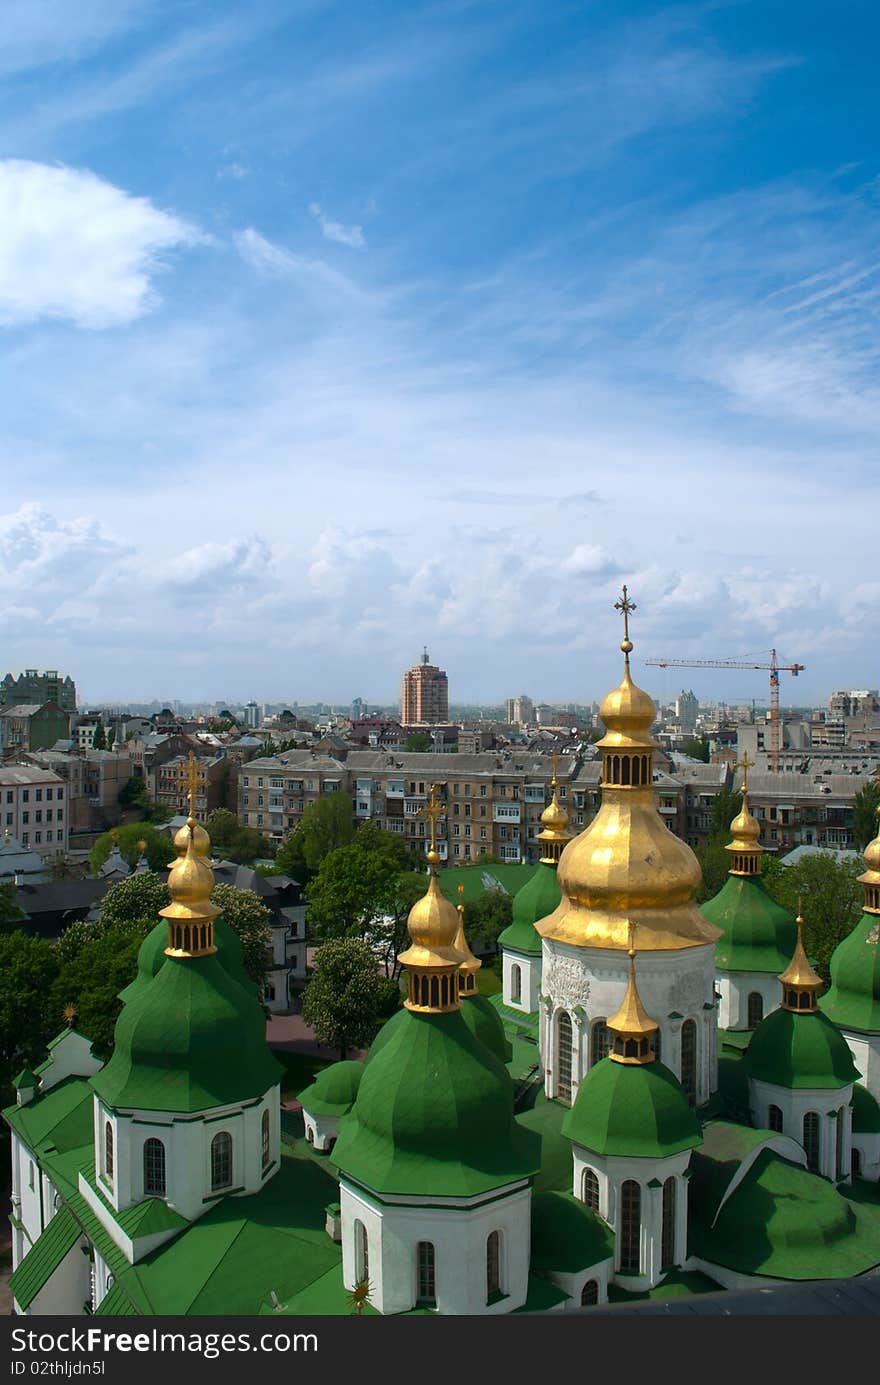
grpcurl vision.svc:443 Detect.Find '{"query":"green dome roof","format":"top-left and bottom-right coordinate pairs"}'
top-left (701, 875), bottom-right (797, 974)
top-left (118, 917), bottom-right (255, 1005)
top-left (852, 1082), bottom-right (880, 1134)
top-left (92, 953), bottom-right (283, 1113)
top-left (692, 1148), bottom-right (880, 1280)
top-left (331, 1007), bottom-right (541, 1196)
top-left (744, 1007), bottom-right (859, 1090)
top-left (562, 1059), bottom-right (701, 1158)
top-left (499, 862), bottom-right (561, 955)
top-left (820, 910), bottom-right (880, 1034)
top-left (530, 1191), bottom-right (614, 1273)
top-left (459, 993), bottom-right (513, 1063)
top-left (298, 1060), bottom-right (363, 1116)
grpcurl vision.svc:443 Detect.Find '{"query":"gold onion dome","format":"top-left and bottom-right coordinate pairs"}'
top-left (398, 789), bottom-right (464, 1011)
top-left (160, 816), bottom-right (219, 958)
top-left (608, 945), bottom-right (659, 1065)
top-left (725, 756), bottom-right (763, 876)
top-left (173, 816), bottom-right (210, 860)
top-left (453, 885), bottom-right (481, 993)
top-left (779, 912), bottom-right (822, 1011)
top-left (860, 808), bottom-right (880, 912)
top-left (540, 586), bottom-right (721, 951)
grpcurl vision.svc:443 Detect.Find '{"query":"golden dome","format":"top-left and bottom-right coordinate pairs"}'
top-left (173, 816), bottom-right (210, 859)
top-left (778, 914), bottom-right (822, 1009)
top-left (160, 819), bottom-right (218, 955)
top-left (728, 797), bottom-right (761, 844)
top-left (540, 793), bottom-right (570, 834)
top-left (537, 586), bottom-right (721, 952)
top-left (608, 948), bottom-right (659, 1064)
top-left (452, 888), bottom-right (481, 985)
top-left (398, 874), bottom-right (462, 969)
top-left (862, 807), bottom-right (880, 874)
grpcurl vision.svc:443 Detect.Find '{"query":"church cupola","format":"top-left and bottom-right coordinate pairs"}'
top-left (453, 885), bottom-right (481, 997)
top-left (160, 754), bottom-right (218, 958)
top-left (537, 754), bottom-right (572, 864)
top-left (607, 940), bottom-right (659, 1065)
top-left (398, 787), bottom-right (464, 1013)
top-left (859, 807), bottom-right (880, 916)
top-left (779, 911), bottom-right (823, 1014)
top-left (726, 754), bottom-right (763, 877)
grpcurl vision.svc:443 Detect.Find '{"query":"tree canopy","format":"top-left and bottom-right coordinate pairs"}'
top-left (761, 851), bottom-right (864, 981)
top-left (0, 931), bottom-right (60, 1103)
top-left (205, 809), bottom-right (273, 865)
top-left (306, 843), bottom-right (401, 943)
top-left (0, 880), bottom-right (27, 934)
top-left (853, 780), bottom-right (880, 851)
top-left (462, 888), bottom-right (512, 954)
top-left (403, 732), bottom-right (432, 752)
top-left (89, 823), bottom-right (174, 875)
top-left (301, 939), bottom-right (389, 1059)
top-left (274, 793), bottom-right (356, 881)
top-left (707, 787), bottom-right (744, 843)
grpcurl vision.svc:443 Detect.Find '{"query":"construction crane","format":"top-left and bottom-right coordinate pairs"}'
top-left (645, 649), bottom-right (805, 773)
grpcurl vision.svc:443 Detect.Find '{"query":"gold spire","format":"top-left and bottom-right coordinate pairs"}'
top-left (607, 930), bottom-right (659, 1064)
top-left (859, 805), bottom-right (880, 915)
top-left (778, 906), bottom-right (822, 1012)
top-left (538, 587), bottom-right (720, 952)
top-left (538, 751), bottom-right (572, 863)
top-left (160, 796), bottom-right (218, 957)
top-left (453, 883), bottom-right (481, 996)
top-left (398, 786), bottom-right (462, 1012)
top-left (726, 752), bottom-right (763, 876)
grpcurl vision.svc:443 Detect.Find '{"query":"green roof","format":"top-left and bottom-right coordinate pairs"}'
top-left (745, 1007), bottom-right (860, 1090)
top-left (119, 917), bottom-right (254, 1005)
top-left (563, 1059), bottom-right (701, 1159)
top-left (92, 952), bottom-right (283, 1113)
top-left (513, 1274), bottom-right (571, 1312)
top-left (95, 1284), bottom-right (140, 1316)
top-left (701, 874), bottom-right (797, 974)
top-left (332, 1007), bottom-right (541, 1197)
top-left (3, 1075), bottom-right (95, 1156)
top-left (499, 862), bottom-right (561, 955)
top-left (852, 1082), bottom-right (880, 1134)
top-left (116, 1195), bottom-right (188, 1239)
top-left (691, 1148), bottom-right (880, 1279)
top-left (275, 1265), bottom-right (379, 1316)
top-left (688, 1121), bottom-right (779, 1224)
top-left (459, 993), bottom-right (513, 1063)
top-left (488, 993), bottom-right (539, 1039)
top-left (9, 1206), bottom-right (81, 1310)
top-left (515, 1089), bottom-right (573, 1193)
top-left (298, 1061), bottom-right (364, 1117)
top-left (529, 1191), bottom-right (614, 1273)
top-left (820, 909), bottom-right (880, 1034)
top-left (13, 1068), bottom-right (38, 1089)
top-left (438, 863), bottom-right (536, 904)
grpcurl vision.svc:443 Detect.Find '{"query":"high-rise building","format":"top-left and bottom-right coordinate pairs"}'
top-left (1, 670), bottom-right (76, 713)
top-left (675, 689), bottom-right (699, 732)
top-left (401, 648), bottom-right (448, 725)
top-left (505, 695), bottom-right (534, 726)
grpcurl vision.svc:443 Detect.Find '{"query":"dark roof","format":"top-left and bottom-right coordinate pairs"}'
top-left (574, 1275), bottom-right (880, 1315)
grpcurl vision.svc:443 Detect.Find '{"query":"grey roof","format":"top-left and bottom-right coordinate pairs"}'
top-left (0, 833), bottom-right (46, 877)
top-left (741, 771), bottom-right (876, 800)
top-left (244, 749), bottom-right (580, 779)
top-left (780, 845), bottom-right (862, 867)
top-left (0, 765), bottom-right (65, 786)
top-left (0, 704), bottom-right (44, 719)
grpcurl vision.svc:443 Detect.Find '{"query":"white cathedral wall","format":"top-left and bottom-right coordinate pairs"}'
top-left (18, 1234), bottom-right (92, 1317)
top-left (540, 940), bottom-right (718, 1106)
top-left (841, 1031), bottom-right (880, 1103)
top-left (716, 972), bottom-right (782, 1031)
top-left (851, 1130), bottom-right (880, 1182)
top-left (92, 1086), bottom-right (280, 1224)
top-left (301, 1110), bottom-right (341, 1152)
top-left (340, 1181), bottom-right (531, 1316)
top-left (748, 1078), bottom-right (854, 1182)
top-left (502, 950), bottom-right (540, 1014)
top-left (9, 1133), bottom-right (48, 1265)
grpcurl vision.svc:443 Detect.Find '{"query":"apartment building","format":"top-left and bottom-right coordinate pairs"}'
top-left (153, 754), bottom-right (227, 818)
top-left (0, 765), bottom-right (68, 857)
top-left (0, 669), bottom-right (76, 713)
top-left (400, 649), bottom-right (449, 724)
top-left (0, 703), bottom-right (71, 755)
top-left (735, 770), bottom-right (876, 854)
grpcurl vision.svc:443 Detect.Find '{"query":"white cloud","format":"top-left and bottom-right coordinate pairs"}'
top-left (0, 160), bottom-right (202, 329)
top-left (309, 202), bottom-right (366, 249)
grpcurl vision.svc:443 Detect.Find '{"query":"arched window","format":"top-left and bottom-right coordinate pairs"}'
top-left (652, 1028), bottom-right (662, 1062)
top-left (211, 1131), bottom-right (233, 1190)
top-left (767, 1104), bottom-right (783, 1133)
top-left (852, 1148), bottom-right (862, 1179)
top-left (661, 1177), bottom-right (676, 1270)
top-left (261, 1110), bottom-right (271, 1171)
top-left (104, 1122), bottom-right (114, 1181)
top-left (591, 1019), bottom-right (610, 1067)
top-left (803, 1112), bottom-right (820, 1173)
top-left (354, 1219), bottom-right (369, 1282)
top-left (580, 1280), bottom-right (598, 1306)
top-left (582, 1168), bottom-right (599, 1211)
top-left (486, 1231), bottom-right (501, 1299)
top-left (619, 1180), bottom-right (641, 1273)
top-left (680, 1019), bottom-right (697, 1107)
top-left (836, 1107), bottom-right (846, 1181)
top-left (510, 964), bottom-right (522, 1004)
top-left (305, 1125), bottom-right (314, 1144)
top-left (143, 1138), bottom-right (165, 1196)
top-left (747, 992), bottom-right (763, 1028)
top-left (416, 1242), bottom-right (436, 1307)
top-left (430, 976), bottom-right (439, 1008)
top-left (556, 1012), bottom-right (573, 1103)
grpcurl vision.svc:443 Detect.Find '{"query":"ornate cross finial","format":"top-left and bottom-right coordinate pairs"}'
top-left (551, 750), bottom-right (559, 789)
top-left (418, 784), bottom-right (444, 857)
top-left (62, 1003), bottom-right (77, 1025)
top-left (735, 751), bottom-right (755, 794)
top-left (184, 750), bottom-right (200, 820)
top-left (614, 584), bottom-right (637, 657)
top-left (457, 883), bottom-right (464, 913)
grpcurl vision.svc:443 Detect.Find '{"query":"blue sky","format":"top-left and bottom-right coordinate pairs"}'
top-left (1, 0), bottom-right (878, 707)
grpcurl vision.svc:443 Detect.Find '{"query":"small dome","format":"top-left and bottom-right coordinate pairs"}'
top-left (598, 666), bottom-right (656, 747)
top-left (119, 915), bottom-right (253, 1006)
top-left (93, 952), bottom-right (283, 1113)
top-left (820, 910), bottom-right (880, 1034)
top-left (562, 1059), bottom-right (700, 1158)
top-left (331, 1008), bottom-right (540, 1196)
top-left (530, 1191), bottom-right (614, 1273)
top-left (540, 794), bottom-right (569, 834)
top-left (500, 862), bottom-right (562, 955)
top-left (298, 1060), bottom-right (363, 1117)
top-left (399, 873), bottom-right (462, 969)
top-left (745, 1008), bottom-right (859, 1090)
top-left (173, 818), bottom-right (211, 859)
top-left (702, 875), bottom-right (797, 975)
top-left (459, 993), bottom-right (512, 1063)
top-left (728, 798), bottom-right (761, 845)
top-left (863, 813), bottom-right (880, 873)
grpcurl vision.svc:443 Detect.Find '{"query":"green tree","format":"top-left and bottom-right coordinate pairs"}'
top-left (51, 928), bottom-right (143, 1058)
top-left (693, 840), bottom-right (732, 903)
top-left (404, 732), bottom-right (432, 752)
top-left (0, 931), bottom-right (60, 1102)
top-left (680, 737), bottom-right (711, 762)
top-left (92, 723), bottom-right (107, 750)
top-left (853, 781), bottom-right (880, 851)
top-left (0, 880), bottom-right (26, 934)
top-left (205, 808), bottom-right (240, 854)
top-left (275, 793), bottom-right (356, 881)
top-left (707, 788), bottom-right (743, 844)
top-left (301, 939), bottom-right (386, 1059)
top-left (306, 844), bottom-right (401, 944)
top-left (47, 855), bottom-right (83, 882)
top-left (210, 884), bottom-right (273, 991)
top-left (354, 819), bottom-right (424, 871)
top-left (371, 871), bottom-right (428, 979)
top-left (90, 823), bottom-right (173, 875)
top-left (462, 889), bottom-right (512, 955)
top-left (106, 725), bottom-right (116, 750)
top-left (762, 852), bottom-right (863, 980)
top-left (116, 775), bottom-right (168, 823)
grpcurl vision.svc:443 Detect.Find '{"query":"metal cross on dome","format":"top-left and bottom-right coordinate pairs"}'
top-left (735, 751), bottom-right (755, 793)
top-left (614, 584), bottom-right (637, 649)
top-left (184, 750), bottom-right (201, 820)
top-left (418, 784), bottom-right (445, 854)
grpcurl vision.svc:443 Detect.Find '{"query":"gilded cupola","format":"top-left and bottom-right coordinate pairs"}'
top-left (607, 936), bottom-right (659, 1065)
top-left (726, 753), bottom-right (763, 877)
top-left (453, 884), bottom-right (481, 996)
top-left (779, 911), bottom-right (823, 1013)
top-left (859, 807), bottom-right (880, 915)
top-left (537, 753), bottom-right (572, 864)
top-left (537, 586), bottom-right (722, 952)
top-left (398, 787), bottom-right (464, 1013)
top-left (160, 754), bottom-right (218, 957)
